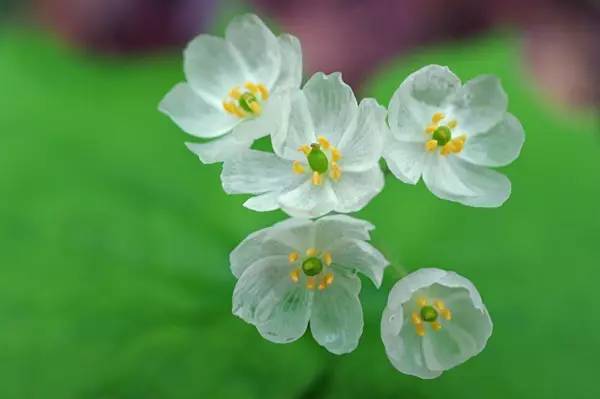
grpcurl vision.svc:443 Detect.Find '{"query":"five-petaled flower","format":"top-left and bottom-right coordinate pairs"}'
top-left (383, 65), bottom-right (525, 207)
top-left (221, 72), bottom-right (387, 218)
top-left (381, 268), bottom-right (493, 379)
top-left (231, 215), bottom-right (389, 354)
top-left (159, 14), bottom-right (302, 164)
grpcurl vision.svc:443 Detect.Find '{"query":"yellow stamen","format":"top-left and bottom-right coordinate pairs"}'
top-left (440, 308), bottom-right (452, 321)
top-left (331, 147), bottom-right (342, 162)
top-left (228, 87), bottom-right (241, 100)
top-left (425, 124), bottom-right (437, 133)
top-left (455, 134), bottom-right (467, 144)
top-left (249, 101), bottom-right (262, 114)
top-left (425, 139), bottom-right (438, 152)
top-left (306, 277), bottom-right (316, 290)
top-left (318, 280), bottom-right (327, 290)
top-left (223, 101), bottom-right (236, 114)
top-left (330, 162), bottom-right (342, 181)
top-left (317, 136), bottom-right (331, 150)
top-left (290, 268), bottom-right (300, 283)
top-left (434, 300), bottom-right (446, 310)
top-left (306, 247), bottom-right (318, 257)
top-left (411, 312), bottom-right (423, 325)
top-left (312, 171), bottom-right (322, 186)
top-left (244, 82), bottom-right (259, 93)
top-left (417, 297), bottom-right (428, 307)
top-left (324, 272), bottom-right (334, 286)
top-left (257, 84), bottom-right (269, 100)
top-left (415, 323), bottom-right (426, 337)
top-left (292, 161), bottom-right (305, 174)
top-left (431, 321), bottom-right (443, 331)
top-left (298, 145), bottom-right (311, 155)
top-left (447, 119), bottom-right (458, 129)
top-left (323, 251), bottom-right (333, 266)
top-left (448, 139), bottom-right (464, 153)
top-left (288, 251), bottom-right (300, 263)
top-left (440, 144), bottom-right (452, 156)
top-left (432, 112), bottom-right (445, 124)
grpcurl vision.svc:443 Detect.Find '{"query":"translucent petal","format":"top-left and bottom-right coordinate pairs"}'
top-left (279, 179), bottom-right (338, 218)
top-left (272, 34), bottom-right (303, 91)
top-left (310, 271), bottom-right (363, 354)
top-left (337, 98), bottom-right (387, 172)
top-left (314, 214), bottom-right (374, 243)
top-left (271, 89), bottom-right (316, 161)
top-left (302, 72), bottom-right (358, 147)
top-left (422, 155), bottom-right (511, 207)
top-left (459, 113), bottom-right (525, 167)
top-left (233, 256), bottom-right (312, 344)
top-left (330, 166), bottom-right (384, 213)
top-left (383, 139), bottom-right (427, 184)
top-left (225, 14), bottom-right (280, 89)
top-left (184, 35), bottom-right (246, 102)
top-left (185, 134), bottom-right (252, 164)
top-left (159, 83), bottom-right (239, 138)
top-left (328, 238), bottom-right (389, 287)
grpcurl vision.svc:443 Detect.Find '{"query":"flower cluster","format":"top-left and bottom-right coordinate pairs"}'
top-left (159, 14), bottom-right (524, 379)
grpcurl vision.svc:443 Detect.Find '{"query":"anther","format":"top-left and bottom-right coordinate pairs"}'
top-left (447, 119), bottom-right (458, 129)
top-left (318, 280), bottom-right (327, 290)
top-left (415, 324), bottom-right (426, 337)
top-left (292, 161), bottom-right (305, 174)
top-left (290, 268), bottom-right (300, 283)
top-left (249, 101), bottom-right (262, 114)
top-left (432, 112), bottom-right (445, 124)
top-left (331, 147), bottom-right (342, 162)
top-left (324, 272), bottom-right (334, 286)
top-left (306, 248), bottom-right (318, 257)
top-left (425, 124), bottom-right (437, 133)
top-left (411, 312), bottom-right (423, 325)
top-left (417, 297), bottom-right (428, 307)
top-left (317, 136), bottom-right (331, 150)
top-left (297, 145), bottom-right (311, 155)
top-left (288, 251), bottom-right (300, 263)
top-left (228, 87), bottom-right (241, 100)
top-left (312, 171), bottom-right (322, 185)
top-left (306, 277), bottom-right (316, 290)
top-left (440, 144), bottom-right (452, 156)
top-left (330, 163), bottom-right (342, 181)
top-left (425, 140), bottom-right (438, 152)
top-left (323, 251), bottom-right (332, 266)
top-left (244, 82), bottom-right (259, 93)
top-left (431, 321), bottom-right (442, 331)
top-left (440, 308), bottom-right (452, 321)
top-left (257, 84), bottom-right (269, 100)
top-left (434, 300), bottom-right (446, 310)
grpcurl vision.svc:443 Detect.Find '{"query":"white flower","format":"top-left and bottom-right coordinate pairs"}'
top-left (231, 215), bottom-right (389, 354)
top-left (383, 65), bottom-right (525, 207)
top-left (159, 14), bottom-right (302, 164)
top-left (381, 268), bottom-right (493, 379)
top-left (221, 72), bottom-right (387, 218)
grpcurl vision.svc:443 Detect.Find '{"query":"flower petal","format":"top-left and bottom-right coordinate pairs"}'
top-left (315, 214), bottom-right (374, 243)
top-left (329, 239), bottom-right (389, 288)
top-left (310, 271), bottom-right (363, 354)
top-left (388, 65), bottom-right (460, 141)
top-left (185, 134), bottom-right (252, 164)
top-left (337, 98), bottom-right (387, 172)
top-left (272, 89), bottom-right (316, 161)
top-left (225, 14), bottom-right (280, 89)
top-left (232, 89), bottom-right (292, 142)
top-left (383, 139), bottom-right (427, 184)
top-left (272, 34), bottom-right (303, 91)
top-left (459, 113), bottom-right (525, 167)
top-left (386, 268), bottom-right (447, 311)
top-left (184, 35), bottom-right (246, 102)
top-left (221, 149), bottom-right (297, 195)
top-left (278, 179), bottom-right (338, 218)
top-left (302, 72), bottom-right (358, 146)
top-left (233, 256), bottom-right (312, 344)
top-left (381, 305), bottom-right (442, 379)
top-left (446, 75), bottom-right (507, 135)
top-left (423, 155), bottom-right (511, 207)
top-left (159, 83), bottom-right (239, 138)
top-left (330, 166), bottom-right (384, 213)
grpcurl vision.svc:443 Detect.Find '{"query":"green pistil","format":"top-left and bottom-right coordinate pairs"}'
top-left (302, 257), bottom-right (323, 276)
top-left (420, 305), bottom-right (438, 322)
top-left (307, 144), bottom-right (329, 174)
top-left (432, 126), bottom-right (452, 146)
top-left (239, 92), bottom-right (258, 113)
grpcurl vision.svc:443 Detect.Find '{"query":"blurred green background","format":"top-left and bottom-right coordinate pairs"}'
top-left (1, 1), bottom-right (599, 398)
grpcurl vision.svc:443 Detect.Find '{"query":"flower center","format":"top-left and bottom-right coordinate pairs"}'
top-left (424, 112), bottom-right (467, 156)
top-left (222, 81), bottom-right (269, 118)
top-left (410, 297), bottom-right (452, 337)
top-left (302, 256), bottom-right (323, 276)
top-left (291, 136), bottom-right (343, 186)
top-left (288, 248), bottom-right (335, 290)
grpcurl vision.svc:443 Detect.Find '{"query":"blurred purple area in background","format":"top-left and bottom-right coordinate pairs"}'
top-left (5, 0), bottom-right (598, 109)
top-left (32, 0), bottom-right (217, 54)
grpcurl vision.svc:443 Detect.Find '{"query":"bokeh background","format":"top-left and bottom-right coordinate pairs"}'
top-left (1, 0), bottom-right (599, 398)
